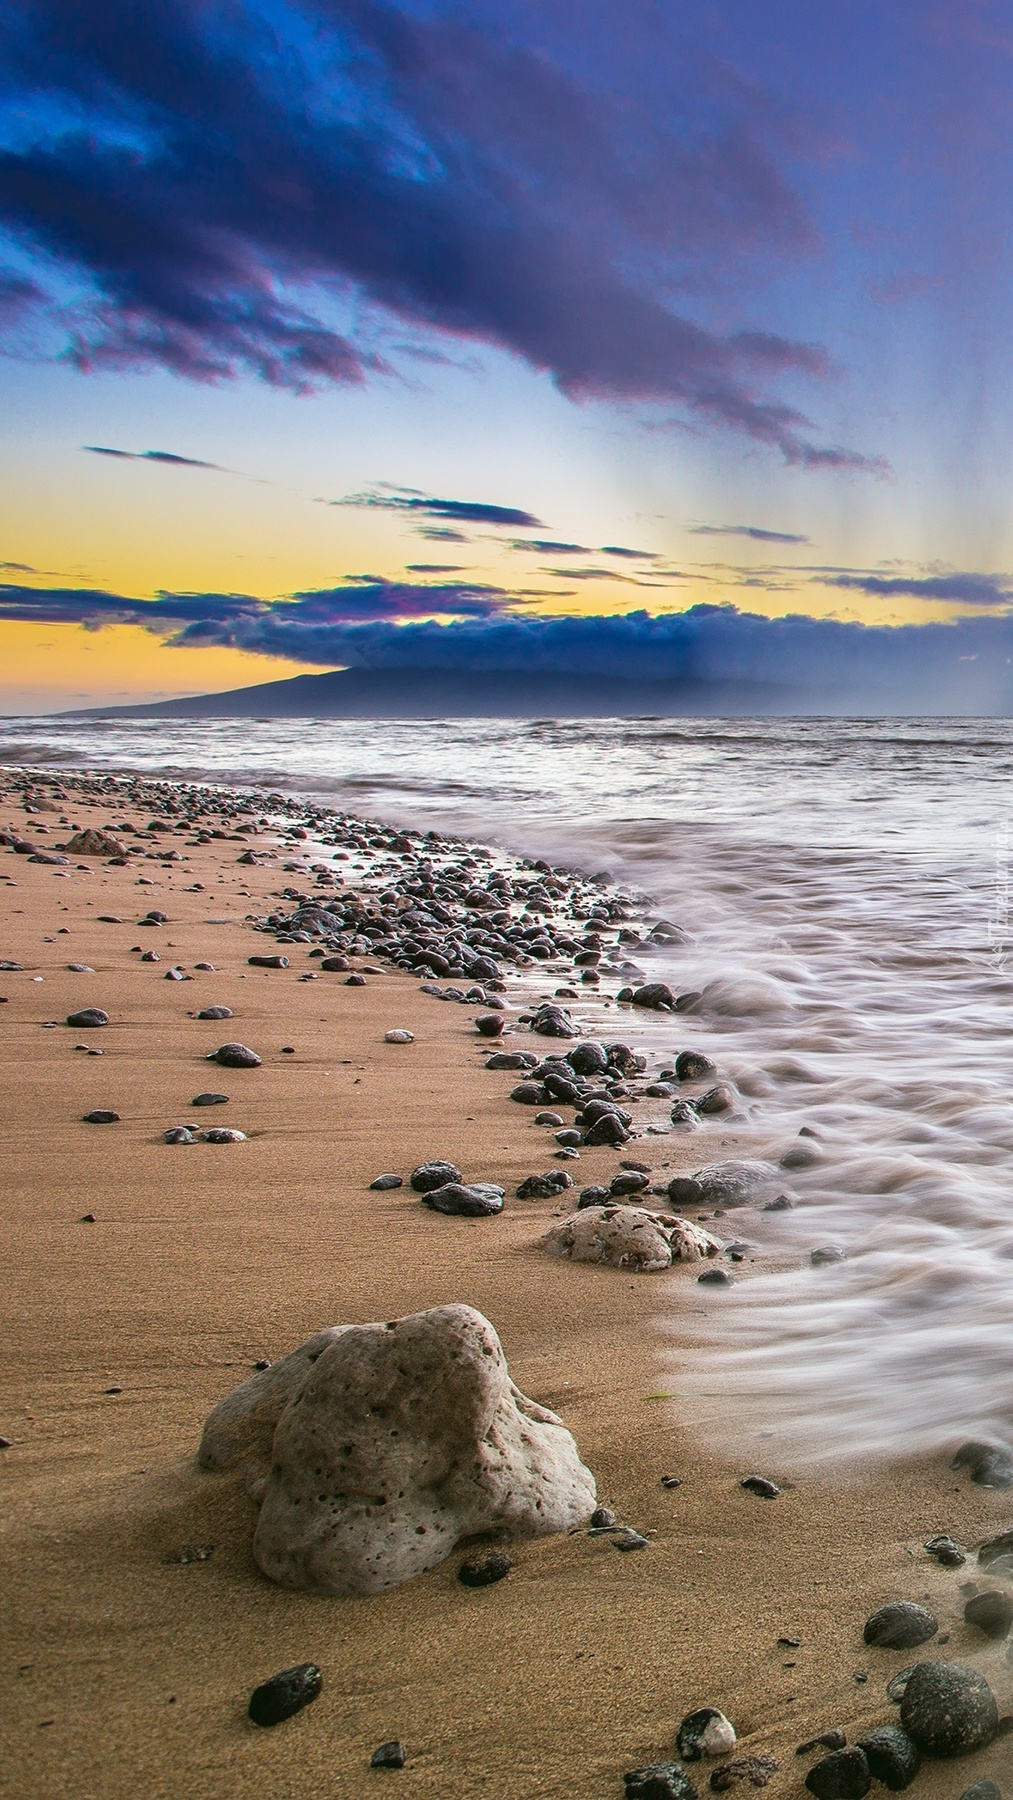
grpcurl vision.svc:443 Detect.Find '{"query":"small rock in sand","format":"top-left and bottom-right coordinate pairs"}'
top-left (625, 1764), bottom-right (698, 1800)
top-left (82, 1109), bottom-right (119, 1124)
top-left (422, 1182), bottom-right (504, 1216)
top-left (212, 1043), bottom-right (261, 1068)
top-left (543, 1207), bottom-right (720, 1272)
top-left (247, 955), bottom-right (289, 969)
top-left (476, 1014), bottom-right (505, 1037)
top-left (410, 1160), bottom-right (463, 1192)
top-left (804, 1748), bottom-right (870, 1800)
top-left (384, 1028), bottom-right (414, 1043)
top-left (923, 1534), bottom-right (965, 1566)
top-left (197, 1006), bottom-right (233, 1020)
top-left (740, 1476), bottom-right (780, 1498)
top-left (192, 1093), bottom-right (229, 1107)
top-left (978, 1528), bottom-right (1013, 1575)
top-left (855, 1726), bottom-right (920, 1791)
top-left (458, 1550), bottom-right (513, 1587)
top-left (863, 1603), bottom-right (938, 1650)
top-left (66, 1007), bottom-right (108, 1028)
top-left (899, 1660), bottom-right (999, 1756)
top-left (203, 1127), bottom-right (246, 1143)
top-left (952, 1440), bottom-right (1013, 1487)
top-left (516, 1172), bottom-right (573, 1199)
top-left (164, 1127), bottom-right (197, 1144)
top-left (369, 1173), bottom-right (403, 1190)
top-left (964, 1591), bottom-right (1013, 1638)
top-left (677, 1708), bottom-right (737, 1760)
top-left (247, 1663), bottom-right (322, 1728)
top-left (959, 1784), bottom-right (1003, 1800)
top-left (370, 1741), bottom-right (407, 1769)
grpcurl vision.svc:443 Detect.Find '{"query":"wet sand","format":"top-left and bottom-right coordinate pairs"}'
top-left (2, 776), bottom-right (1011, 1800)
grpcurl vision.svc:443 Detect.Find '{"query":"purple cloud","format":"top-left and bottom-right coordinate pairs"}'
top-left (82, 445), bottom-right (225, 469)
top-left (828, 571), bottom-right (1013, 606)
top-left (689, 523), bottom-right (811, 544)
top-left (335, 488), bottom-right (542, 528)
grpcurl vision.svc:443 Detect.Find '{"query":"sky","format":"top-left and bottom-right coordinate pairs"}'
top-left (4, 0), bottom-right (1013, 711)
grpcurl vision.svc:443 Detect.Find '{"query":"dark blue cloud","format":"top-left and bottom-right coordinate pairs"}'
top-left (827, 571), bottom-right (1013, 606)
top-left (508, 539), bottom-right (590, 554)
top-left (335, 488), bottom-right (542, 528)
top-left (82, 444), bottom-right (225, 469)
top-left (599, 544), bottom-right (660, 559)
top-left (0, 576), bottom-right (513, 632)
top-left (689, 523), bottom-right (811, 544)
top-left (0, 0), bottom-right (881, 463)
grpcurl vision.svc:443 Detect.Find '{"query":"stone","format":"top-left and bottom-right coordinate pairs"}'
top-left (248, 955), bottom-right (289, 969)
top-left (542, 1207), bottom-right (720, 1272)
top-left (511, 1080), bottom-right (549, 1105)
top-left (804, 1749), bottom-right (870, 1800)
top-left (370, 1740), bottom-right (407, 1768)
top-left (610, 1171), bottom-right (650, 1196)
top-left (476, 1014), bottom-right (505, 1037)
top-left (709, 1756), bottom-right (778, 1792)
top-left (568, 1042), bottom-right (608, 1076)
top-left (811, 1246), bottom-right (846, 1266)
top-left (422, 1182), bottom-right (505, 1216)
top-left (247, 1663), bottom-right (323, 1727)
top-left (141, 950), bottom-right (160, 962)
top-left (675, 1051), bottom-right (716, 1080)
top-left (486, 1051), bottom-right (536, 1070)
top-left (192, 1092), bottom-right (229, 1107)
top-left (899, 1661), bottom-right (999, 1756)
top-left (212, 1043), bottom-right (261, 1068)
top-left (200, 1304), bottom-right (595, 1595)
top-left (320, 955), bottom-right (350, 971)
top-left (959, 1785), bottom-right (1003, 1800)
top-left (82, 1109), bottom-right (119, 1123)
top-left (698, 1268), bottom-right (732, 1285)
top-left (691, 1161), bottom-right (779, 1207)
top-left (384, 1029), bottom-right (415, 1044)
top-left (740, 1476), bottom-right (780, 1497)
top-left (863, 1602), bottom-right (938, 1649)
top-left (203, 1128), bottom-right (246, 1142)
top-left (164, 1126), bottom-right (197, 1144)
top-left (590, 1505), bottom-right (619, 1528)
top-left (583, 1111), bottom-right (630, 1146)
top-left (458, 1550), bottom-right (513, 1587)
top-left (577, 1186), bottom-right (611, 1209)
top-left (631, 983), bottom-right (675, 1011)
top-left (886, 1667), bottom-right (918, 1704)
top-left (516, 1172), bottom-right (573, 1199)
top-left (625, 1765), bottom-right (698, 1800)
top-left (611, 1527), bottom-right (649, 1551)
top-left (797, 1734), bottom-right (847, 1756)
top-left (964, 1591), bottom-right (1013, 1638)
top-left (677, 1708), bottom-right (737, 1760)
top-left (924, 1534), bottom-right (965, 1567)
top-left (410, 1160), bottom-right (463, 1192)
top-left (855, 1726), bottom-right (921, 1790)
top-left (697, 1086), bottom-right (736, 1115)
top-left (197, 1006), bottom-right (233, 1020)
top-left (952, 1441), bottom-right (1013, 1487)
top-left (66, 1007), bottom-right (108, 1028)
top-left (63, 828), bottom-right (127, 858)
top-left (978, 1528), bottom-right (1013, 1574)
top-left (369, 1174), bottom-right (403, 1190)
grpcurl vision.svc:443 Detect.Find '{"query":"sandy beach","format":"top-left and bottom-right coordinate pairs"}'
top-left (2, 770), bottom-right (1011, 1800)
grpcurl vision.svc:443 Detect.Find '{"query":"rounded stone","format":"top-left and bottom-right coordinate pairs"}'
top-left (192, 1092), bottom-right (229, 1107)
top-left (82, 1109), bottom-right (119, 1124)
top-left (963, 1590), bottom-right (1013, 1639)
top-left (804, 1748), bottom-right (870, 1800)
top-left (422, 1182), bottom-right (504, 1216)
top-left (458, 1549), bottom-right (512, 1587)
top-left (675, 1050), bottom-right (716, 1081)
top-left (370, 1741), bottom-right (407, 1769)
top-left (899, 1660), bottom-right (999, 1757)
top-left (164, 1126), bottom-right (196, 1144)
top-left (66, 1008), bottom-right (108, 1028)
top-left (197, 1005), bottom-right (233, 1020)
top-left (409, 1160), bottom-right (463, 1193)
top-left (863, 1602), bottom-right (938, 1650)
top-left (676, 1707), bottom-right (737, 1760)
top-left (247, 1662), bottom-right (322, 1727)
top-left (202, 1127), bottom-right (247, 1142)
top-left (475, 1014), bottom-right (505, 1037)
top-left (213, 1043), bottom-right (261, 1068)
top-left (625, 1766), bottom-right (698, 1800)
top-left (855, 1727), bottom-right (920, 1790)
top-left (369, 1173), bottom-right (403, 1191)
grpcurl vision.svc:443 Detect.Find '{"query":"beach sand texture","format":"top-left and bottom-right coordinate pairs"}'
top-left (2, 775), bottom-right (1011, 1799)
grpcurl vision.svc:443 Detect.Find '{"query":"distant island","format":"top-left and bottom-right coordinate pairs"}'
top-left (61, 665), bottom-right (797, 719)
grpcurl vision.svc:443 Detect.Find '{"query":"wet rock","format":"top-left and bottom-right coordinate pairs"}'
top-left (632, 983), bottom-right (676, 1010)
top-left (422, 1182), bottom-right (505, 1216)
top-left (212, 1043), bottom-right (261, 1068)
top-left (698, 1268), bottom-right (732, 1285)
top-left (677, 1708), bottom-right (737, 1760)
top-left (516, 1172), bottom-right (573, 1199)
top-left (535, 1111), bottom-right (565, 1127)
top-left (811, 1245), bottom-right (846, 1266)
top-left (590, 1505), bottom-right (619, 1528)
top-left (568, 1041), bottom-right (609, 1077)
top-left (762, 1194), bottom-right (794, 1212)
top-left (247, 1663), bottom-right (323, 1727)
top-left (804, 1748), bottom-right (870, 1800)
top-left (82, 1109), bottom-right (119, 1123)
top-left (197, 1006), bottom-right (233, 1020)
top-left (370, 1740), bottom-right (407, 1768)
top-left (476, 1014), bottom-right (505, 1037)
top-left (141, 950), bottom-right (160, 962)
top-left (410, 1160), bottom-right (463, 1192)
top-left (611, 1527), bottom-right (649, 1551)
top-left (203, 1127), bottom-right (247, 1142)
top-left (978, 1528), bottom-right (1013, 1575)
top-left (854, 1727), bottom-right (920, 1791)
top-left (697, 1085), bottom-right (737, 1115)
top-left (384, 1029), bottom-right (414, 1044)
top-left (924, 1534), bottom-right (965, 1567)
top-left (740, 1476), bottom-right (780, 1498)
top-left (66, 1007), bottom-right (108, 1028)
top-left (899, 1660), bottom-right (999, 1756)
top-left (625, 1764), bottom-right (698, 1800)
top-left (952, 1441), bottom-right (1013, 1487)
top-left (675, 1051), bottom-right (716, 1081)
top-left (692, 1162), bottom-right (778, 1207)
top-left (345, 974), bottom-right (367, 987)
top-left (863, 1603), bottom-right (938, 1650)
top-left (369, 1174), bottom-right (403, 1190)
top-left (200, 1304), bottom-right (595, 1595)
top-left (247, 954), bottom-right (289, 969)
top-left (164, 1126), bottom-right (197, 1144)
top-left (782, 1143), bottom-right (823, 1170)
top-left (66, 963), bottom-right (93, 972)
top-left (543, 1206), bottom-right (720, 1272)
top-left (964, 1591), bottom-right (1013, 1639)
top-left (710, 1757), bottom-right (778, 1792)
top-left (667, 1177), bottom-right (704, 1205)
top-left (458, 1550), bottom-right (513, 1587)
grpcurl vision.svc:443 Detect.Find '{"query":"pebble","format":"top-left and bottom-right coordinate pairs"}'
top-left (141, 950), bottom-right (160, 962)
top-left (82, 1110), bottom-right (119, 1124)
top-left (899, 1660), bottom-right (999, 1756)
top-left (475, 1014), bottom-right (505, 1037)
top-left (66, 963), bottom-right (94, 972)
top-left (631, 982), bottom-right (675, 1010)
top-left (863, 1602), bottom-right (937, 1650)
top-left (811, 1245), bottom-right (846, 1266)
top-left (886, 1667), bottom-right (917, 1704)
top-left (369, 1174), bottom-right (403, 1190)
top-left (516, 1172), bottom-right (573, 1198)
top-left (320, 955), bottom-right (350, 971)
top-left (410, 1160), bottom-right (463, 1192)
top-left (797, 1734), bottom-right (847, 1756)
top-left (384, 1029), bottom-right (414, 1043)
top-left (577, 1185), bottom-right (611, 1209)
top-left (959, 1785), bottom-right (1003, 1800)
top-left (698, 1268), bottom-right (732, 1286)
top-left (487, 1052), bottom-right (536, 1071)
top-left (964, 1591), bottom-right (1013, 1638)
top-left (611, 1527), bottom-right (649, 1551)
top-left (610, 1171), bottom-right (649, 1195)
top-left (590, 1506), bottom-right (619, 1528)
top-left (624, 1764), bottom-right (698, 1800)
top-left (710, 1756), bottom-right (778, 1791)
top-left (677, 1708), bottom-right (737, 1760)
top-left (247, 955), bottom-right (289, 969)
top-left (583, 1111), bottom-right (630, 1146)
top-left (345, 973), bottom-right (367, 986)
top-left (247, 1663), bottom-right (323, 1728)
top-left (370, 1741), bottom-right (407, 1769)
top-left (978, 1528), bottom-right (1013, 1575)
top-left (422, 1182), bottom-right (504, 1216)
top-left (697, 1085), bottom-right (735, 1115)
top-left (952, 1441), bottom-right (1013, 1487)
top-left (660, 1475), bottom-right (682, 1489)
top-left (212, 1043), bottom-right (261, 1068)
top-left (511, 1080), bottom-right (548, 1105)
top-left (804, 1748), bottom-right (870, 1800)
top-left (675, 1051), bottom-right (716, 1080)
top-left (203, 1128), bottom-right (246, 1143)
top-left (740, 1476), bottom-right (780, 1497)
top-left (458, 1550), bottom-right (512, 1587)
top-left (923, 1534), bottom-right (965, 1567)
top-left (164, 1127), bottom-right (197, 1144)
top-left (197, 1006), bottom-right (233, 1020)
top-left (855, 1726), bottom-right (920, 1791)
top-left (192, 1093), bottom-right (229, 1107)
top-left (66, 1008), bottom-right (108, 1028)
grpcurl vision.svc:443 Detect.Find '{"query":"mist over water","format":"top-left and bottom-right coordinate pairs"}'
top-left (5, 713), bottom-right (1013, 1465)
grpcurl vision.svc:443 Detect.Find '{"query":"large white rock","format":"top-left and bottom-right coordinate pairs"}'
top-left (543, 1205), bottom-right (721, 1271)
top-left (198, 1304), bottom-right (596, 1596)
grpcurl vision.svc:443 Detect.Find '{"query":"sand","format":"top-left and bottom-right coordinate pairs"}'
top-left (1, 778), bottom-right (1011, 1800)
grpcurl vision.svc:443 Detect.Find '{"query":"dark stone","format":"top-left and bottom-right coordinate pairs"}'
top-left (632, 982), bottom-right (675, 1010)
top-left (740, 1476), bottom-right (780, 1497)
top-left (192, 1092), bottom-right (229, 1106)
top-left (82, 1109), bottom-right (119, 1123)
top-left (369, 1173), bottom-right (403, 1190)
top-left (203, 1127), bottom-right (246, 1142)
top-left (577, 1186), bottom-right (611, 1209)
top-left (697, 1085), bottom-right (736, 1115)
top-left (567, 1041), bottom-right (609, 1076)
top-left (677, 1708), bottom-right (736, 1762)
top-left (589, 1506), bottom-right (618, 1527)
top-left (610, 1171), bottom-right (650, 1195)
top-left (959, 1784), bottom-right (1003, 1800)
top-left (485, 1051), bottom-right (535, 1070)
top-left (458, 1550), bottom-right (512, 1587)
top-left (797, 1734), bottom-right (847, 1756)
top-left (66, 1007), bottom-right (108, 1027)
top-left (675, 1050), bottom-right (716, 1081)
top-left (978, 1528), bottom-right (1013, 1574)
top-left (247, 1662), bottom-right (323, 1727)
top-left (625, 1763), bottom-right (698, 1800)
top-left (140, 950), bottom-right (160, 962)
top-left (320, 955), bottom-right (350, 971)
top-left (516, 1172), bottom-right (572, 1198)
top-left (164, 1126), bottom-right (196, 1143)
top-left (924, 1534), bottom-right (965, 1567)
top-left (475, 1014), bottom-right (505, 1036)
top-left (951, 1440), bottom-right (1013, 1487)
top-left (863, 1603), bottom-right (938, 1650)
top-left (611, 1528), bottom-right (649, 1551)
top-left (197, 1006), bottom-right (233, 1020)
top-left (762, 1194), bottom-right (793, 1212)
top-left (698, 1268), bottom-right (732, 1286)
top-left (581, 1098), bottom-right (632, 1128)
top-left (660, 1475), bottom-right (683, 1489)
top-left (804, 1749), bottom-right (870, 1800)
top-left (555, 1128), bottom-right (583, 1147)
top-left (345, 973), bottom-right (367, 986)
top-left (709, 1757), bottom-right (778, 1791)
top-left (964, 1591), bottom-right (1013, 1639)
top-left (667, 1176), bottom-right (704, 1205)
top-left (422, 1182), bottom-right (504, 1216)
top-left (583, 1112), bottom-right (630, 1147)
top-left (247, 955), bottom-right (289, 969)
top-left (213, 1043), bottom-right (261, 1068)
top-left (855, 1726), bottom-right (920, 1790)
top-left (510, 1080), bottom-right (549, 1105)
top-left (811, 1246), bottom-right (846, 1266)
top-left (370, 1740), bottom-right (407, 1769)
top-left (409, 1160), bottom-right (462, 1192)
top-left (899, 1660), bottom-right (999, 1756)
top-left (886, 1667), bottom-right (917, 1704)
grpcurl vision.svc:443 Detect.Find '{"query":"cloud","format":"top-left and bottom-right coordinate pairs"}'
top-left (335, 487), bottom-right (542, 528)
top-left (599, 544), bottom-right (661, 559)
top-left (82, 445), bottom-right (225, 470)
top-left (827, 571), bottom-right (1013, 607)
top-left (414, 527), bottom-right (470, 543)
top-left (405, 563), bottom-right (465, 573)
top-left (0, 0), bottom-right (881, 464)
top-left (508, 539), bottom-right (590, 554)
top-left (689, 523), bottom-right (811, 544)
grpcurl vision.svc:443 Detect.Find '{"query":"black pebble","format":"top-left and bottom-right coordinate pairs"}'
top-left (964, 1591), bottom-right (1013, 1639)
top-left (410, 1160), bottom-right (463, 1193)
top-left (213, 1043), bottom-right (261, 1067)
top-left (660, 1475), bottom-right (682, 1489)
top-left (899, 1660), bottom-right (999, 1756)
top-left (855, 1726), bottom-right (920, 1791)
top-left (345, 973), bottom-right (367, 986)
top-left (82, 1109), bottom-right (119, 1124)
top-left (197, 1006), bottom-right (233, 1020)
top-left (589, 1506), bottom-right (619, 1528)
top-left (863, 1602), bottom-right (937, 1650)
top-left (247, 954), bottom-right (289, 969)
top-left (698, 1268), bottom-right (732, 1285)
top-left (740, 1476), bottom-right (780, 1497)
top-left (370, 1740), bottom-right (407, 1769)
top-left (625, 1764), bottom-right (698, 1800)
top-left (458, 1550), bottom-right (512, 1587)
top-left (924, 1533), bottom-right (965, 1567)
top-left (804, 1749), bottom-right (870, 1800)
top-left (369, 1173), bottom-right (403, 1190)
top-left (247, 1663), bottom-right (323, 1728)
top-left (960, 1784), bottom-right (1003, 1800)
top-left (951, 1440), bottom-right (1013, 1487)
top-left (66, 1008), bottom-right (108, 1028)
top-left (192, 1093), bottom-right (229, 1107)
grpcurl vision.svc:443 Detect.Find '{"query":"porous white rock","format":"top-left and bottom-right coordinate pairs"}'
top-left (543, 1205), bottom-right (721, 1272)
top-left (198, 1304), bottom-right (595, 1595)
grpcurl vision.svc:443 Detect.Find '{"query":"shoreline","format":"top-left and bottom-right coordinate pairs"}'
top-left (2, 762), bottom-right (1011, 1800)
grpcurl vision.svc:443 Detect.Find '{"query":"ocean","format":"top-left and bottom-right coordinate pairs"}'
top-left (4, 711), bottom-right (1013, 1468)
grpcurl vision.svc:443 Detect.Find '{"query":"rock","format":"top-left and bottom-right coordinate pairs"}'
top-left (583, 1111), bottom-right (630, 1147)
top-left (691, 1162), bottom-right (778, 1207)
top-left (369, 1174), bottom-right (403, 1190)
top-left (899, 1660), bottom-right (999, 1756)
top-left (863, 1603), bottom-right (938, 1650)
top-left (625, 1765), bottom-right (698, 1800)
top-left (964, 1591), bottom-right (1013, 1638)
top-left (66, 1007), bottom-right (108, 1028)
top-left (197, 1006), bottom-right (233, 1020)
top-left (535, 1111), bottom-right (565, 1128)
top-left (762, 1194), bottom-right (793, 1212)
top-left (212, 1043), bottom-right (261, 1068)
top-left (675, 1051), bottom-right (716, 1080)
top-left (486, 1051), bottom-right (536, 1070)
top-left (422, 1182), bottom-right (504, 1216)
top-left (82, 1109), bottom-right (119, 1123)
top-left (320, 955), bottom-right (350, 971)
top-left (476, 1014), bottom-right (505, 1037)
top-left (855, 1726), bottom-right (920, 1791)
top-left (568, 1042), bottom-right (608, 1076)
top-left (677, 1708), bottom-right (737, 1760)
top-left (959, 1784), bottom-right (1003, 1800)
top-left (203, 1128), bottom-right (246, 1142)
top-left (543, 1206), bottom-right (720, 1272)
top-left (886, 1667), bottom-right (918, 1704)
top-left (410, 1160), bottom-right (463, 1192)
top-left (458, 1550), bottom-right (513, 1587)
top-left (590, 1505), bottom-right (619, 1527)
top-left (697, 1086), bottom-right (736, 1115)
top-left (611, 1527), bottom-right (649, 1551)
top-left (804, 1749), bottom-right (870, 1800)
top-left (192, 1092), bottom-right (229, 1107)
top-left (247, 1663), bottom-right (323, 1727)
top-left (811, 1245), bottom-right (846, 1266)
top-left (978, 1528), bottom-right (1013, 1575)
top-left (698, 1268), bottom-right (732, 1285)
top-left (952, 1441), bottom-right (1013, 1487)
top-left (370, 1740), bottom-right (407, 1768)
top-left (247, 954), bottom-right (289, 969)
top-left (610, 1171), bottom-right (650, 1196)
top-left (632, 983), bottom-right (676, 1010)
top-left (797, 1734), bottom-right (847, 1756)
top-left (141, 949), bottom-right (160, 962)
top-left (577, 1186), bottom-right (612, 1209)
top-left (63, 828), bottom-right (127, 858)
top-left (667, 1177), bottom-right (704, 1205)
top-left (66, 963), bottom-right (94, 972)
top-left (516, 1172), bottom-right (573, 1199)
top-left (164, 1126), bottom-right (197, 1143)
top-left (709, 1756), bottom-right (778, 1791)
top-left (384, 1029), bottom-right (414, 1044)
top-left (199, 1305), bottom-right (595, 1595)
top-left (740, 1476), bottom-right (780, 1498)
top-left (511, 1081), bottom-right (549, 1105)
top-left (924, 1534), bottom-right (965, 1567)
